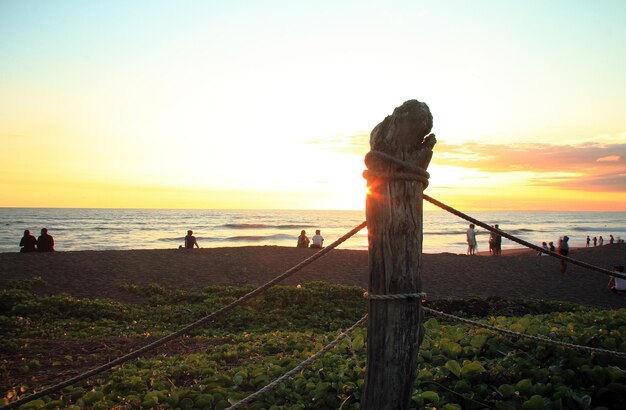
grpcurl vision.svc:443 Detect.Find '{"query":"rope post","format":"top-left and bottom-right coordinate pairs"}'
top-left (361, 100), bottom-right (436, 409)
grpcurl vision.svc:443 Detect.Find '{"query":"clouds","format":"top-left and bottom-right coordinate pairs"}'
top-left (318, 132), bottom-right (626, 193)
top-left (434, 141), bottom-right (626, 192)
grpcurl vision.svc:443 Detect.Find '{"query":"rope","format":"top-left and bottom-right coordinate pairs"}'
top-left (226, 314), bottom-right (368, 410)
top-left (2, 222), bottom-right (367, 410)
top-left (363, 292), bottom-right (427, 300)
top-left (423, 307), bottom-right (626, 358)
top-left (364, 150), bottom-right (430, 188)
top-left (423, 194), bottom-right (626, 281)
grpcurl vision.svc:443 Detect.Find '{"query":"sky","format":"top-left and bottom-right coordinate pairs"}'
top-left (1, 0), bottom-right (625, 211)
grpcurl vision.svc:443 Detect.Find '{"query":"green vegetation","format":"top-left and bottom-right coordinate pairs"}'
top-left (1, 279), bottom-right (625, 409)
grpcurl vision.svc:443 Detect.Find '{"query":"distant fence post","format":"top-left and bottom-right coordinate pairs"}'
top-left (361, 100), bottom-right (436, 409)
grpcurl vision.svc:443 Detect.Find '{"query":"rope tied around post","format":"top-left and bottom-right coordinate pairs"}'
top-left (363, 149), bottom-right (432, 188)
top-left (363, 291), bottom-right (427, 300)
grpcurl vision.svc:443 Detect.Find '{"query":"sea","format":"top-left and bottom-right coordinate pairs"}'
top-left (1, 208), bottom-right (625, 255)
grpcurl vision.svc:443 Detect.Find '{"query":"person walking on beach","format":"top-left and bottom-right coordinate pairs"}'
top-left (466, 224), bottom-right (477, 255)
top-left (610, 234), bottom-right (614, 245)
top-left (19, 229), bottom-right (37, 252)
top-left (296, 230), bottom-right (310, 248)
top-left (599, 236), bottom-right (604, 246)
top-left (184, 230), bottom-right (200, 249)
top-left (37, 228), bottom-right (54, 252)
top-left (593, 236), bottom-right (597, 247)
top-left (310, 229), bottom-right (324, 249)
top-left (586, 236), bottom-right (590, 247)
top-left (557, 236), bottom-right (569, 274)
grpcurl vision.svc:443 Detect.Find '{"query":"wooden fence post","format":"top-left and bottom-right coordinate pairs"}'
top-left (361, 100), bottom-right (436, 409)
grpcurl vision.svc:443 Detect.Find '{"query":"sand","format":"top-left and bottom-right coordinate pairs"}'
top-left (1, 244), bottom-right (625, 309)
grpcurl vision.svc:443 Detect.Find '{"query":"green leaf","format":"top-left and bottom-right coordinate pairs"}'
top-left (351, 334), bottom-right (365, 351)
top-left (522, 395), bottom-right (547, 410)
top-left (516, 379), bottom-right (533, 397)
top-left (460, 360), bottom-right (485, 377)
top-left (497, 384), bottom-right (516, 399)
top-left (420, 390), bottom-right (439, 404)
top-left (445, 360), bottom-right (462, 377)
top-left (470, 334), bottom-right (489, 349)
top-left (442, 342), bottom-right (462, 357)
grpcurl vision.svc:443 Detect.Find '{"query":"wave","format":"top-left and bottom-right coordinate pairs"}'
top-left (219, 223), bottom-right (316, 230)
top-left (220, 223), bottom-right (270, 229)
top-left (157, 233), bottom-right (295, 243)
top-left (425, 228), bottom-right (537, 236)
top-left (277, 224), bottom-right (317, 230)
top-left (571, 226), bottom-right (626, 233)
top-left (222, 234), bottom-right (294, 242)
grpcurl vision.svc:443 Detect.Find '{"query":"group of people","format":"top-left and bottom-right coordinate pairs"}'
top-left (19, 228), bottom-right (54, 252)
top-left (296, 229), bottom-right (324, 249)
top-left (465, 223), bottom-right (501, 256)
top-left (538, 237), bottom-right (571, 272)
top-left (539, 241), bottom-right (556, 255)
top-left (586, 235), bottom-right (615, 247)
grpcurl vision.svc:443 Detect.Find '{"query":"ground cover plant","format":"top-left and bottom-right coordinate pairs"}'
top-left (1, 278), bottom-right (625, 409)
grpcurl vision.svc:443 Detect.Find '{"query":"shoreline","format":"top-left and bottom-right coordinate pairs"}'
top-left (1, 244), bottom-right (624, 309)
top-left (0, 245), bottom-right (572, 257)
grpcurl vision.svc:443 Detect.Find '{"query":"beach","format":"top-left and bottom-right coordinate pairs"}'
top-left (1, 244), bottom-right (625, 309)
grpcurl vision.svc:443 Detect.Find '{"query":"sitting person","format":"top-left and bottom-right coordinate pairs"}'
top-left (19, 229), bottom-right (38, 252)
top-left (296, 230), bottom-right (310, 248)
top-left (37, 228), bottom-right (54, 252)
top-left (184, 230), bottom-right (200, 249)
top-left (310, 229), bottom-right (324, 249)
top-left (608, 265), bottom-right (626, 294)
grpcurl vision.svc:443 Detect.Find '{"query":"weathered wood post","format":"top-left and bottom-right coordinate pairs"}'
top-left (361, 100), bottom-right (436, 409)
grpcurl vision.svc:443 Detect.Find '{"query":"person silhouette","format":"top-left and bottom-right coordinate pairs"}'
top-left (310, 229), bottom-right (324, 249)
top-left (492, 224), bottom-right (502, 256)
top-left (296, 230), bottom-right (310, 248)
top-left (19, 229), bottom-right (37, 252)
top-left (466, 224), bottom-right (477, 255)
top-left (184, 230), bottom-right (200, 249)
top-left (558, 236), bottom-right (569, 273)
top-left (37, 228), bottom-right (54, 252)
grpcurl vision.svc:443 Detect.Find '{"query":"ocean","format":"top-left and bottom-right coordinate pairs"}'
top-left (1, 208), bottom-right (624, 255)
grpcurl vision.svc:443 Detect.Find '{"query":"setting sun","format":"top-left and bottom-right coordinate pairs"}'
top-left (1, 1), bottom-right (625, 212)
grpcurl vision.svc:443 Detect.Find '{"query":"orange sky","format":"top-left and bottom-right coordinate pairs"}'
top-left (1, 1), bottom-right (625, 211)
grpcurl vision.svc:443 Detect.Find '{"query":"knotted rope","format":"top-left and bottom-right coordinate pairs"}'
top-left (363, 150), bottom-right (431, 188)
